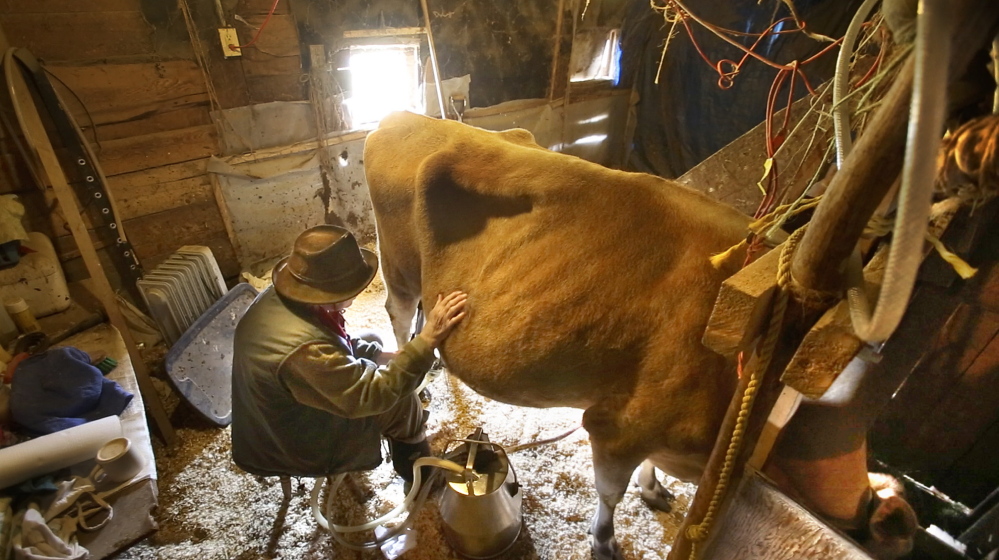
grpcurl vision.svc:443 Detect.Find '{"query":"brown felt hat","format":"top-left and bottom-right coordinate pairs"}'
top-left (272, 225), bottom-right (378, 305)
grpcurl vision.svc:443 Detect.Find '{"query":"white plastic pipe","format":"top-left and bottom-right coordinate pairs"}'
top-left (832, 0), bottom-right (953, 342)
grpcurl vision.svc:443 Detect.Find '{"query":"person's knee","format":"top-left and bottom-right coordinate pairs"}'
top-left (353, 329), bottom-right (384, 346)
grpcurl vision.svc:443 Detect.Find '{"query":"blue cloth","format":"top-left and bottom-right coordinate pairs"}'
top-left (9, 347), bottom-right (133, 435)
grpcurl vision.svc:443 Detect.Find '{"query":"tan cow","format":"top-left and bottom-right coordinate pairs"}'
top-left (363, 111), bottom-right (916, 559)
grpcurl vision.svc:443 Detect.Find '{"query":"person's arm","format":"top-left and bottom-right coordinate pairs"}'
top-left (278, 336), bottom-right (435, 418)
top-left (278, 290), bottom-right (468, 418)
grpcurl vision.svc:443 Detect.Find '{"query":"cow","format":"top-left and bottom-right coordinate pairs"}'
top-left (362, 110), bottom-right (917, 559)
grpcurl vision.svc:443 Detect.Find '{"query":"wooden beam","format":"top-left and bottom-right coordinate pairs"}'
top-left (97, 124), bottom-right (217, 176)
top-left (4, 51), bottom-right (175, 445)
top-left (220, 130), bottom-right (367, 164)
top-left (342, 27), bottom-right (425, 38)
top-left (547, 0), bottom-right (566, 101)
top-left (0, 12), bottom-right (156, 61)
top-left (703, 248), bottom-right (780, 359)
top-left (790, 57), bottom-right (913, 295)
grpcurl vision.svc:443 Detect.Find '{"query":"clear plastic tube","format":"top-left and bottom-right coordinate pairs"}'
top-left (310, 457), bottom-right (467, 549)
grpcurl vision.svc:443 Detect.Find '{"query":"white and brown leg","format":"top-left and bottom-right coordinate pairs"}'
top-left (637, 460), bottom-right (674, 512)
top-left (384, 284), bottom-right (420, 349)
top-left (589, 443), bottom-right (642, 560)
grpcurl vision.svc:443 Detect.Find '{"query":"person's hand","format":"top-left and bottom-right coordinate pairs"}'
top-left (418, 291), bottom-right (468, 348)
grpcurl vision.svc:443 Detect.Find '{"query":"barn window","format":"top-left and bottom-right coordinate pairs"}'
top-left (569, 28), bottom-right (621, 84)
top-left (342, 43), bottom-right (422, 129)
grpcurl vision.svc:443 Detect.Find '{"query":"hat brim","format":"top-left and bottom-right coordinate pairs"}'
top-left (272, 247), bottom-right (379, 305)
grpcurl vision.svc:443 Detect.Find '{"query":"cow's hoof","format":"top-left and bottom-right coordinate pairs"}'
top-left (590, 534), bottom-right (624, 560)
top-left (639, 478), bottom-right (674, 513)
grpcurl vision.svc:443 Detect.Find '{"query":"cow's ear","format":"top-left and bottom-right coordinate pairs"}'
top-left (866, 495), bottom-right (918, 559)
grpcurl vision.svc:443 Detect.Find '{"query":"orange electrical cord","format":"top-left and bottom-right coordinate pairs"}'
top-left (229, 0), bottom-right (282, 51)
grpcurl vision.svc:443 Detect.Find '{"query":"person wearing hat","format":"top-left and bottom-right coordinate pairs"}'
top-left (231, 225), bottom-right (467, 486)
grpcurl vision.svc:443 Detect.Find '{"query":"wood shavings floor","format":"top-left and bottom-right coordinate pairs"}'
top-left (118, 277), bottom-right (694, 560)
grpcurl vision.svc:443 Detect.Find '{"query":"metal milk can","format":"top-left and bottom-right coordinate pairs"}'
top-left (439, 429), bottom-right (523, 559)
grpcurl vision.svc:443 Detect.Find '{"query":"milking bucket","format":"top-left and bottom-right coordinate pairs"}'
top-left (439, 429), bottom-right (522, 558)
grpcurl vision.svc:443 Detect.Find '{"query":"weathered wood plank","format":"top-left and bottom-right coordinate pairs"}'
top-left (87, 105), bottom-right (214, 142)
top-left (234, 0), bottom-right (291, 15)
top-left (905, 325), bottom-right (999, 483)
top-left (47, 60), bottom-right (210, 128)
top-left (873, 305), bottom-right (999, 470)
top-left (60, 199), bottom-right (237, 277)
top-left (112, 174), bottom-right (214, 221)
top-left (125, 200), bottom-right (228, 260)
top-left (0, 12), bottom-right (155, 61)
top-left (183, 0), bottom-right (250, 109)
top-left (0, 0), bottom-right (140, 13)
top-left (96, 124), bottom-right (217, 176)
top-left (240, 52), bottom-right (303, 77)
top-left (941, 417), bottom-right (999, 507)
top-left (701, 470), bottom-right (871, 560)
top-left (234, 14), bottom-right (299, 57)
top-left (144, 234), bottom-right (240, 280)
top-left (246, 74), bottom-right (307, 103)
top-left (703, 247), bottom-right (779, 359)
top-left (108, 158), bottom-right (208, 187)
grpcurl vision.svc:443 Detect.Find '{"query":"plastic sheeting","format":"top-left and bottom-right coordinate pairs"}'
top-left (620, 0), bottom-right (864, 178)
top-left (209, 139), bottom-right (372, 274)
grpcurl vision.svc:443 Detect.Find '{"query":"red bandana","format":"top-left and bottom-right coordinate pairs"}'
top-left (313, 305), bottom-right (350, 346)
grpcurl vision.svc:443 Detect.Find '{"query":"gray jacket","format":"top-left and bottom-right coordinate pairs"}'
top-left (231, 287), bottom-right (435, 477)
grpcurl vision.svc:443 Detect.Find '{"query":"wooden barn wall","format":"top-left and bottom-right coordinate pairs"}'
top-left (870, 204), bottom-right (999, 510)
top-left (1, 0), bottom-right (633, 291)
top-left (289, 0), bottom-right (556, 109)
top-left (0, 0), bottom-right (243, 284)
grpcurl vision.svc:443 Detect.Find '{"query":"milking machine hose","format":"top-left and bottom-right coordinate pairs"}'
top-left (311, 424), bottom-right (581, 550)
top-left (833, 0), bottom-right (953, 342)
top-left (311, 456), bottom-right (467, 550)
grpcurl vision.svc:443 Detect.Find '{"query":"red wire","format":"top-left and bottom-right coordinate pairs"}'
top-left (852, 27), bottom-right (887, 89)
top-left (229, 0), bottom-right (282, 50)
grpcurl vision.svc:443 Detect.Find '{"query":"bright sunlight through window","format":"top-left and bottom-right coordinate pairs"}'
top-left (343, 44), bottom-right (421, 129)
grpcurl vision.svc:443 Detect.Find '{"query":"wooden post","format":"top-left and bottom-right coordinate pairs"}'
top-left (4, 51), bottom-right (176, 445)
top-left (789, 57), bottom-right (914, 295)
top-left (420, 0), bottom-right (446, 119)
top-left (548, 0), bottom-right (567, 101)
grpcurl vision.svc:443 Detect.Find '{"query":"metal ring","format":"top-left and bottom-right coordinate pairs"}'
top-left (101, 208), bottom-right (109, 214)
top-left (94, 192), bottom-right (102, 198)
top-left (124, 251), bottom-right (130, 257)
top-left (109, 223), bottom-right (117, 229)
top-left (117, 238), bottom-right (124, 244)
top-left (77, 158), bottom-right (86, 166)
top-left (86, 176), bottom-right (94, 182)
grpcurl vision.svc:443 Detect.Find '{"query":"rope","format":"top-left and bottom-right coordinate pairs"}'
top-left (686, 226), bottom-right (805, 559)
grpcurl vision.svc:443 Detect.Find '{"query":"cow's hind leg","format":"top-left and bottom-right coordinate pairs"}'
top-left (385, 286), bottom-right (419, 349)
top-left (588, 443), bottom-right (642, 560)
top-left (637, 460), bottom-right (674, 512)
